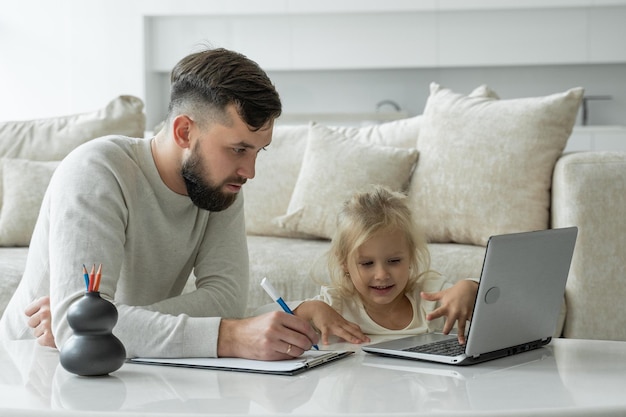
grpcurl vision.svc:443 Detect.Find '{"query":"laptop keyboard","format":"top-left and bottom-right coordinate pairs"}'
top-left (404, 338), bottom-right (465, 357)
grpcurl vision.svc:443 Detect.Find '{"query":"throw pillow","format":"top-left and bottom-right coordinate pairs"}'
top-left (245, 115), bottom-right (422, 238)
top-left (0, 159), bottom-right (59, 246)
top-left (0, 95), bottom-right (145, 161)
top-left (0, 96), bottom-right (145, 214)
top-left (244, 125), bottom-right (311, 238)
top-left (329, 115), bottom-right (423, 149)
top-left (273, 122), bottom-right (419, 239)
top-left (408, 83), bottom-right (583, 246)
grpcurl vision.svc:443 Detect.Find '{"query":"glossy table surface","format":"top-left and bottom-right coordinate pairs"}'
top-left (2, 337), bottom-right (626, 417)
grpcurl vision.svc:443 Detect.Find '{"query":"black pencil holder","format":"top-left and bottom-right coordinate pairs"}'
top-left (60, 292), bottom-right (126, 376)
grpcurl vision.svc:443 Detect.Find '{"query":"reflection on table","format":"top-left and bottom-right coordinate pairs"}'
top-left (2, 337), bottom-right (626, 416)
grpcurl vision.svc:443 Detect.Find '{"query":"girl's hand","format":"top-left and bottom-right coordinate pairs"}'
top-left (295, 301), bottom-right (370, 345)
top-left (420, 279), bottom-right (479, 344)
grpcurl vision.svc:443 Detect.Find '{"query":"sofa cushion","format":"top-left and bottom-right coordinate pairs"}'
top-left (0, 159), bottom-right (59, 246)
top-left (244, 125), bottom-right (310, 238)
top-left (0, 247), bottom-right (29, 317)
top-left (246, 235), bottom-right (331, 316)
top-left (428, 243), bottom-right (486, 282)
top-left (0, 96), bottom-right (146, 247)
top-left (244, 116), bottom-right (423, 238)
top-left (0, 95), bottom-right (145, 161)
top-left (408, 83), bottom-right (583, 246)
top-left (273, 122), bottom-right (419, 239)
top-left (328, 115), bottom-right (423, 149)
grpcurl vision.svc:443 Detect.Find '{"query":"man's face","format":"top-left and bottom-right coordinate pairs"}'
top-left (181, 105), bottom-right (273, 211)
top-left (181, 141), bottom-right (243, 211)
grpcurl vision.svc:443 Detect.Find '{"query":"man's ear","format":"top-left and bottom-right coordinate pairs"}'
top-left (172, 115), bottom-right (194, 149)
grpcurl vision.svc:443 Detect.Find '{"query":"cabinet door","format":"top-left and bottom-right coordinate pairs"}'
top-left (438, 8), bottom-right (588, 67)
top-left (290, 13), bottom-right (437, 70)
top-left (147, 16), bottom-right (291, 71)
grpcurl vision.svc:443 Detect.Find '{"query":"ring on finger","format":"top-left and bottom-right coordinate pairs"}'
top-left (286, 343), bottom-right (292, 354)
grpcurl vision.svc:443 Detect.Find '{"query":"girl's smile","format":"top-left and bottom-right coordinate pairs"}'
top-left (369, 284), bottom-right (396, 296)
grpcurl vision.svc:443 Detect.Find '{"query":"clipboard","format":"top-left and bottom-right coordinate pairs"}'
top-left (128, 350), bottom-right (354, 376)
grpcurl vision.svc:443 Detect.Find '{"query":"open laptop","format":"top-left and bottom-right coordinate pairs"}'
top-left (362, 227), bottom-right (578, 366)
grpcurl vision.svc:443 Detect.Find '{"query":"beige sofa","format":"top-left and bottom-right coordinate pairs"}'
top-left (243, 84), bottom-right (626, 342)
top-left (1, 85), bottom-right (625, 343)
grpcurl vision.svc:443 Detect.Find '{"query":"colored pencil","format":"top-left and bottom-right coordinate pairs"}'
top-left (82, 264), bottom-right (90, 291)
top-left (94, 264), bottom-right (102, 292)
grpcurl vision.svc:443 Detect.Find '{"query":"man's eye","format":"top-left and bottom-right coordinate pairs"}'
top-left (234, 148), bottom-right (246, 154)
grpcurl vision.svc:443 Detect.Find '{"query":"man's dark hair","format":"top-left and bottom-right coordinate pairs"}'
top-left (168, 48), bottom-right (282, 130)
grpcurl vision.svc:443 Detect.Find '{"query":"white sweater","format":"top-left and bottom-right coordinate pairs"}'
top-left (0, 136), bottom-right (249, 358)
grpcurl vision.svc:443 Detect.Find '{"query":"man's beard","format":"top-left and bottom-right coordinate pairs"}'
top-left (181, 148), bottom-right (244, 212)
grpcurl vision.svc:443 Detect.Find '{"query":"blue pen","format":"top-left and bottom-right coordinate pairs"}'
top-left (260, 277), bottom-right (319, 350)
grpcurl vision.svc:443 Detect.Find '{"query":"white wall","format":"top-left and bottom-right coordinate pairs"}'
top-left (1, 2), bottom-right (72, 119)
top-left (0, 0), bottom-right (144, 120)
top-left (0, 0), bottom-right (295, 120)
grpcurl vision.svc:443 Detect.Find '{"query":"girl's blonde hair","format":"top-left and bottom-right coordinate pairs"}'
top-left (326, 185), bottom-right (435, 298)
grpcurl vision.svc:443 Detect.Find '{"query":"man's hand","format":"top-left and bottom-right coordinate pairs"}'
top-left (25, 296), bottom-right (57, 348)
top-left (421, 279), bottom-right (479, 345)
top-left (295, 300), bottom-right (370, 345)
top-left (217, 311), bottom-right (320, 360)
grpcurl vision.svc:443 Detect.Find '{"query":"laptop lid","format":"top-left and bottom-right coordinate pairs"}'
top-left (362, 227), bottom-right (578, 365)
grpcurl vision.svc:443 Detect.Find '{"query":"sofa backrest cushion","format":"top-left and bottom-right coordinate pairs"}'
top-left (244, 124), bottom-right (310, 237)
top-left (0, 95), bottom-right (145, 161)
top-left (408, 83), bottom-right (583, 246)
top-left (0, 96), bottom-right (146, 246)
top-left (0, 159), bottom-right (59, 246)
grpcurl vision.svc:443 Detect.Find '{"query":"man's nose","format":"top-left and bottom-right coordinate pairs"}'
top-left (237, 155), bottom-right (256, 180)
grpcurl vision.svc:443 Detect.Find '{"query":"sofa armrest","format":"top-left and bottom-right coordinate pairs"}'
top-left (552, 151), bottom-right (626, 340)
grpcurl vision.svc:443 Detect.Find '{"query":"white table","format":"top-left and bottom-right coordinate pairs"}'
top-left (2, 337), bottom-right (626, 416)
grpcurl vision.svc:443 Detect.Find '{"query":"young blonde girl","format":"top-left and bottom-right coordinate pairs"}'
top-left (294, 185), bottom-right (478, 345)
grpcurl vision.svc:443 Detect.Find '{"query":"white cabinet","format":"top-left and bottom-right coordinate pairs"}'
top-left (146, 16), bottom-right (292, 72)
top-left (290, 13), bottom-right (438, 70)
top-left (588, 6), bottom-right (626, 62)
top-left (146, 4), bottom-right (626, 72)
top-left (438, 8), bottom-right (588, 66)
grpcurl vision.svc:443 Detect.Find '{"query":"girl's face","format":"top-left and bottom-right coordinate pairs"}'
top-left (345, 229), bottom-right (411, 308)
